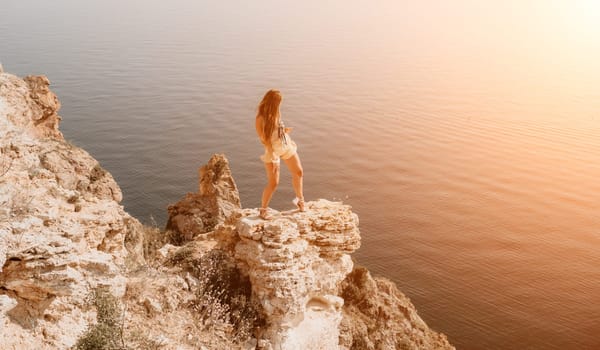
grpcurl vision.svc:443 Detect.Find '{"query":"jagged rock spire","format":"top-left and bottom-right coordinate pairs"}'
top-left (166, 154), bottom-right (242, 243)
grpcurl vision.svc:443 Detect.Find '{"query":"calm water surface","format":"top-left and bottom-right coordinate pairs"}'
top-left (2, 1), bottom-right (600, 349)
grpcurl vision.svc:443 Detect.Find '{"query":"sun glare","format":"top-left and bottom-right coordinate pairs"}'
top-left (562, 0), bottom-right (600, 39)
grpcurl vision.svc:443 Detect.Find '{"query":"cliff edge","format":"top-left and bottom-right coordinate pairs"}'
top-left (165, 154), bottom-right (454, 350)
top-left (0, 71), bottom-right (145, 348)
top-left (1, 70), bottom-right (454, 349)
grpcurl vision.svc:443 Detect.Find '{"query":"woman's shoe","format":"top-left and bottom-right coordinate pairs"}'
top-left (259, 207), bottom-right (271, 220)
top-left (293, 197), bottom-right (305, 212)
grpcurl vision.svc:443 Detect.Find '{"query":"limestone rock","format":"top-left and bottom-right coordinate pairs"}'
top-left (215, 199), bottom-right (361, 350)
top-left (23, 75), bottom-right (63, 139)
top-left (339, 266), bottom-right (455, 350)
top-left (0, 71), bottom-right (145, 348)
top-left (213, 193), bottom-right (454, 350)
top-left (143, 296), bottom-right (163, 316)
top-left (166, 153), bottom-right (241, 243)
top-left (0, 72), bottom-right (62, 139)
top-left (1, 68), bottom-right (455, 349)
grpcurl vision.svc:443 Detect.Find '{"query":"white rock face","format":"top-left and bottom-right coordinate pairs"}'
top-left (216, 199), bottom-right (361, 350)
top-left (0, 72), bottom-right (145, 348)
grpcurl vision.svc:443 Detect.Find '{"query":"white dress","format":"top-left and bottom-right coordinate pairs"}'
top-left (260, 120), bottom-right (297, 164)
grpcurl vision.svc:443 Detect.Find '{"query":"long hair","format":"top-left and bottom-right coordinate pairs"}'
top-left (256, 89), bottom-right (282, 147)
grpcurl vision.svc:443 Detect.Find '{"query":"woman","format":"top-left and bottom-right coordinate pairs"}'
top-left (255, 89), bottom-right (305, 219)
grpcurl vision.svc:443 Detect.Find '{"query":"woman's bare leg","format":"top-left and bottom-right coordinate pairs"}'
top-left (283, 154), bottom-right (304, 206)
top-left (261, 161), bottom-right (280, 210)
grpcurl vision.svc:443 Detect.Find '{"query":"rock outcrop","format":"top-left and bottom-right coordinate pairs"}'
top-left (208, 198), bottom-right (454, 350)
top-left (340, 267), bottom-right (454, 350)
top-left (176, 157), bottom-right (453, 349)
top-left (166, 154), bottom-right (241, 243)
top-left (1, 69), bottom-right (454, 350)
top-left (214, 200), bottom-right (361, 349)
top-left (0, 71), bottom-right (145, 348)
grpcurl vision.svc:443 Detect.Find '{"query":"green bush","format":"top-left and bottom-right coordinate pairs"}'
top-left (74, 287), bottom-right (125, 350)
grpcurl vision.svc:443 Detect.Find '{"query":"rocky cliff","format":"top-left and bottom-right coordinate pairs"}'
top-left (215, 199), bottom-right (361, 350)
top-left (164, 156), bottom-right (454, 350)
top-left (0, 71), bottom-right (145, 348)
top-left (0, 70), bottom-right (454, 349)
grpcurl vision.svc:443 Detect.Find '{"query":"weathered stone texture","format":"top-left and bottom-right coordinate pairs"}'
top-left (0, 71), bottom-right (144, 348)
top-left (166, 153), bottom-right (241, 243)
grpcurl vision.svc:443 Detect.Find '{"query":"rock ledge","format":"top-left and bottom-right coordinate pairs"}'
top-left (214, 199), bottom-right (360, 349)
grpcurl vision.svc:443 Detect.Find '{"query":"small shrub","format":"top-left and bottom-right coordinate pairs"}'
top-left (74, 287), bottom-right (125, 350)
top-left (74, 323), bottom-right (122, 350)
top-left (141, 225), bottom-right (165, 261)
top-left (165, 228), bottom-right (185, 246)
top-left (189, 249), bottom-right (265, 343)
